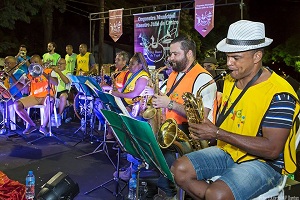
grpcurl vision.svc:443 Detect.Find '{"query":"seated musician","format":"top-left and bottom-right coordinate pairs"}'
top-left (0, 56), bottom-right (28, 131)
top-left (101, 51), bottom-right (129, 91)
top-left (143, 35), bottom-right (217, 199)
top-left (110, 52), bottom-right (150, 181)
top-left (14, 55), bottom-right (58, 135)
top-left (52, 58), bottom-right (71, 122)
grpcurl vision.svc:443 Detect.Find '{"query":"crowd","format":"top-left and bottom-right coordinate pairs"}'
top-left (0, 19), bottom-right (299, 200)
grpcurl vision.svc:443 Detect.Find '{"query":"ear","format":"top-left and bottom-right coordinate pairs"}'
top-left (253, 50), bottom-right (262, 64)
top-left (187, 50), bottom-right (193, 59)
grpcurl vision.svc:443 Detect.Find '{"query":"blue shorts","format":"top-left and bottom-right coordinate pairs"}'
top-left (185, 146), bottom-right (282, 200)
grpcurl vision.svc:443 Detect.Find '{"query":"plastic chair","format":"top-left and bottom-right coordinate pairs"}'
top-left (26, 105), bottom-right (45, 128)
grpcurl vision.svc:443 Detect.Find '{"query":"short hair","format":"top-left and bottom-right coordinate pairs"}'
top-left (49, 42), bottom-right (57, 48)
top-left (116, 51), bottom-right (129, 63)
top-left (171, 35), bottom-right (196, 58)
top-left (20, 44), bottom-right (27, 49)
top-left (66, 45), bottom-right (73, 49)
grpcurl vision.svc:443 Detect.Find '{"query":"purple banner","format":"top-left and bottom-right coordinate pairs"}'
top-left (194, 0), bottom-right (215, 37)
top-left (134, 10), bottom-right (180, 68)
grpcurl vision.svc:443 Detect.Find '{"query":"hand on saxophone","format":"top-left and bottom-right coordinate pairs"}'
top-left (188, 118), bottom-right (219, 140)
top-left (152, 94), bottom-right (170, 109)
top-left (142, 86), bottom-right (154, 96)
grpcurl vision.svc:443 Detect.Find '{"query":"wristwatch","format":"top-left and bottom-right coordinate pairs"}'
top-left (167, 100), bottom-right (174, 111)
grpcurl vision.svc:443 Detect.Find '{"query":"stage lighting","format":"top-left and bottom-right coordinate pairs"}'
top-left (37, 171), bottom-right (79, 200)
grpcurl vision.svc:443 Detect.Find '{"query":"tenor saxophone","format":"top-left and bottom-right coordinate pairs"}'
top-left (157, 70), bottom-right (231, 155)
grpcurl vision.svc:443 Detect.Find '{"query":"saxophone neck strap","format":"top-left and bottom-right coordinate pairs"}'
top-left (166, 60), bottom-right (197, 97)
top-left (216, 68), bottom-right (263, 127)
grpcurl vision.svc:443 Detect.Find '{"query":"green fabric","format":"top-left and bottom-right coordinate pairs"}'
top-left (101, 109), bottom-right (174, 182)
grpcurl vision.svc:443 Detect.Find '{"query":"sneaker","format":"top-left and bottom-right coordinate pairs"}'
top-left (39, 126), bottom-right (49, 136)
top-left (23, 125), bottom-right (37, 135)
top-left (113, 166), bottom-right (131, 181)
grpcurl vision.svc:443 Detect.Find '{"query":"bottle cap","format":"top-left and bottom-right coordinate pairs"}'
top-left (131, 173), bottom-right (137, 179)
top-left (28, 170), bottom-right (33, 175)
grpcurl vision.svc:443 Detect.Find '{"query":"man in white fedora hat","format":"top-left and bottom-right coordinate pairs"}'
top-left (171, 20), bottom-right (300, 200)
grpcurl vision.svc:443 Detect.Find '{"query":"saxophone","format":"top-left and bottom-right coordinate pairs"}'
top-left (142, 66), bottom-right (167, 133)
top-left (157, 70), bottom-right (231, 155)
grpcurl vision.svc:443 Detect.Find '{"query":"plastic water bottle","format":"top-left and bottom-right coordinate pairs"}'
top-left (25, 170), bottom-right (35, 200)
top-left (127, 173), bottom-right (137, 200)
top-left (80, 118), bottom-right (85, 131)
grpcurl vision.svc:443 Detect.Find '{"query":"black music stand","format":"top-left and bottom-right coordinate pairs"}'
top-left (87, 109), bottom-right (174, 199)
top-left (76, 91), bottom-right (126, 169)
top-left (28, 73), bottom-right (65, 144)
top-left (70, 76), bottom-right (100, 143)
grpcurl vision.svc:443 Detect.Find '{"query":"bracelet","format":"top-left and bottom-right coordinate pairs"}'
top-left (216, 128), bottom-right (220, 139)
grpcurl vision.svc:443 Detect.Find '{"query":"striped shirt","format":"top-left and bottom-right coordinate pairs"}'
top-left (259, 93), bottom-right (296, 171)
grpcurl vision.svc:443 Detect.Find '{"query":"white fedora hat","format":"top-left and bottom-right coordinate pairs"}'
top-left (217, 20), bottom-right (273, 53)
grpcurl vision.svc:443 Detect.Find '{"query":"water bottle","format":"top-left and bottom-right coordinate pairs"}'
top-left (127, 173), bottom-right (137, 200)
top-left (80, 118), bottom-right (85, 131)
top-left (25, 170), bottom-right (35, 200)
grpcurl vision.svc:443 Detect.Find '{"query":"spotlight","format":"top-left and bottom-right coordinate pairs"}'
top-left (37, 172), bottom-right (79, 200)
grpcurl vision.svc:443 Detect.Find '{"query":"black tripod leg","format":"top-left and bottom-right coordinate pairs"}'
top-left (84, 146), bottom-right (127, 197)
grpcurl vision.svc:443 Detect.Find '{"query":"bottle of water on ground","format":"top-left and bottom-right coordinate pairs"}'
top-left (127, 173), bottom-right (137, 200)
top-left (25, 170), bottom-right (35, 200)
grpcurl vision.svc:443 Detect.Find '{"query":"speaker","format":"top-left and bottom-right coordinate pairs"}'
top-left (37, 172), bottom-right (79, 200)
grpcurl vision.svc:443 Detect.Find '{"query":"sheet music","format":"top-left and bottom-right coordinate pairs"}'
top-left (114, 96), bottom-right (131, 117)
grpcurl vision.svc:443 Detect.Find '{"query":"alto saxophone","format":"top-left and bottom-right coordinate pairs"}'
top-left (142, 66), bottom-right (167, 133)
top-left (157, 70), bottom-right (231, 155)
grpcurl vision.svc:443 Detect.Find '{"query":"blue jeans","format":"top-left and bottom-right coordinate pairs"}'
top-left (186, 146), bottom-right (283, 200)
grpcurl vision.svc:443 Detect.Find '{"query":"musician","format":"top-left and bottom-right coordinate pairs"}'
top-left (1, 56), bottom-right (28, 131)
top-left (171, 20), bottom-right (300, 200)
top-left (101, 51), bottom-right (129, 91)
top-left (110, 52), bottom-right (150, 181)
top-left (75, 44), bottom-right (97, 76)
top-left (15, 44), bottom-right (30, 74)
top-left (52, 58), bottom-right (71, 121)
top-left (14, 55), bottom-right (58, 135)
top-left (65, 45), bottom-right (77, 74)
top-left (43, 42), bottom-right (61, 66)
top-left (144, 35), bottom-right (217, 199)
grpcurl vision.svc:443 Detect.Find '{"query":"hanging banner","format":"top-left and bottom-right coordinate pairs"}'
top-left (134, 9), bottom-right (180, 69)
top-left (194, 0), bottom-right (215, 37)
top-left (109, 9), bottom-right (123, 42)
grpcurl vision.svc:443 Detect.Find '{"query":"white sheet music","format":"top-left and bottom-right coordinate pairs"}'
top-left (113, 96), bottom-right (131, 117)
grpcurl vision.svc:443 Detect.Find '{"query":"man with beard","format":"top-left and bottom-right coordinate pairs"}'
top-left (76, 43), bottom-right (97, 76)
top-left (42, 42), bottom-right (61, 66)
top-left (146, 35), bottom-right (217, 199)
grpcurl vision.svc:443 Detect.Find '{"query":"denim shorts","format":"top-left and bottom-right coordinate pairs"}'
top-left (186, 146), bottom-right (282, 200)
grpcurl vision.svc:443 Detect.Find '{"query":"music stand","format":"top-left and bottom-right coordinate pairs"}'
top-left (69, 76), bottom-right (100, 143)
top-left (76, 92), bottom-right (127, 169)
top-left (91, 109), bottom-right (174, 199)
top-left (28, 73), bottom-right (65, 144)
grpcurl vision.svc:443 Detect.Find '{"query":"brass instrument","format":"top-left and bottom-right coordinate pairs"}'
top-left (142, 66), bottom-right (168, 133)
top-left (28, 63), bottom-right (44, 77)
top-left (0, 59), bottom-right (28, 81)
top-left (157, 70), bottom-right (232, 155)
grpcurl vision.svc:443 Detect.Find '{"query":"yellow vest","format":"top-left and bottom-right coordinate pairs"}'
top-left (76, 53), bottom-right (91, 75)
top-left (122, 70), bottom-right (149, 105)
top-left (218, 70), bottom-right (299, 174)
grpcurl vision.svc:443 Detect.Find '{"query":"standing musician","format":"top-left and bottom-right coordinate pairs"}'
top-left (171, 20), bottom-right (300, 200)
top-left (43, 42), bottom-right (61, 66)
top-left (76, 44), bottom-right (97, 76)
top-left (144, 35), bottom-right (217, 199)
top-left (110, 52), bottom-right (150, 181)
top-left (14, 55), bottom-right (58, 135)
top-left (15, 44), bottom-right (31, 74)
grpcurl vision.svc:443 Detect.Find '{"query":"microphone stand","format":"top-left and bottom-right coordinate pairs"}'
top-left (28, 72), bottom-right (65, 144)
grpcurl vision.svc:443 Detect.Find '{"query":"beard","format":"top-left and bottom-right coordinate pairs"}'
top-left (172, 56), bottom-right (189, 72)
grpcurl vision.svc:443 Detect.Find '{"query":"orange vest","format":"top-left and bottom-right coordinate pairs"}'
top-left (27, 68), bottom-right (55, 97)
top-left (166, 63), bottom-right (209, 124)
top-left (114, 70), bottom-right (129, 89)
